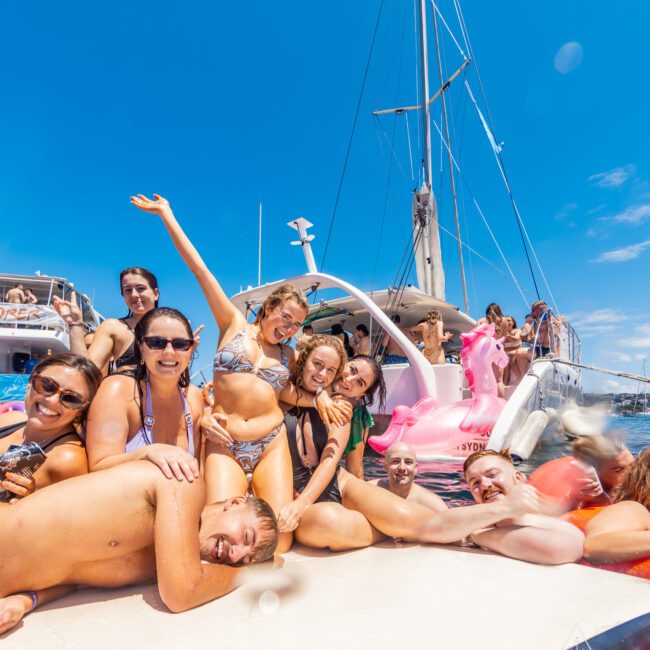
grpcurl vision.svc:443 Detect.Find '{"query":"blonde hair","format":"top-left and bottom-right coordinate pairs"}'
top-left (291, 334), bottom-right (347, 393)
top-left (253, 284), bottom-right (309, 330)
top-left (614, 446), bottom-right (650, 509)
top-left (571, 434), bottom-right (626, 469)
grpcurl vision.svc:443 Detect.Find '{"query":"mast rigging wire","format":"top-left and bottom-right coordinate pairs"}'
top-left (320, 0), bottom-right (385, 272)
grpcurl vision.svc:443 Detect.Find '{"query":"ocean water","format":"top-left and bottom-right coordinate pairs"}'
top-left (362, 415), bottom-right (650, 507)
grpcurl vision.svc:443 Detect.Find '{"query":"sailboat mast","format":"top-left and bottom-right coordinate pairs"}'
top-left (414, 0), bottom-right (445, 300)
top-left (431, 5), bottom-right (469, 314)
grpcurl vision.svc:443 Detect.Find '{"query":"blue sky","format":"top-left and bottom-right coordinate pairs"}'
top-left (2, 1), bottom-right (649, 392)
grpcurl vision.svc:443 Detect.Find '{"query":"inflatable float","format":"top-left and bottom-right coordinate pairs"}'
top-left (369, 323), bottom-right (508, 458)
top-left (563, 506), bottom-right (650, 580)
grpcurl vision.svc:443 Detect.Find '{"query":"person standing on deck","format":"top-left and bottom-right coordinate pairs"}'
top-left (5, 284), bottom-right (25, 304)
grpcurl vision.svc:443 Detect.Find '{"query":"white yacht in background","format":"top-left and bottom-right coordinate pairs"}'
top-left (0, 273), bottom-right (103, 401)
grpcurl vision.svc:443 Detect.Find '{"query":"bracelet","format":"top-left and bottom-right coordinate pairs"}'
top-left (68, 323), bottom-right (84, 329)
top-left (22, 591), bottom-right (38, 612)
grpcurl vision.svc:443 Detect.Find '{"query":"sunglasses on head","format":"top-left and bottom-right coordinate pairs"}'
top-left (143, 336), bottom-right (194, 352)
top-left (30, 375), bottom-right (87, 410)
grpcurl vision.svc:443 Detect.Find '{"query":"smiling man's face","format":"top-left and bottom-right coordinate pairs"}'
top-left (465, 455), bottom-right (524, 504)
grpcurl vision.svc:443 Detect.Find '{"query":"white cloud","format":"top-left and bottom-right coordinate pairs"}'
top-left (568, 308), bottom-right (624, 326)
top-left (611, 203), bottom-right (650, 224)
top-left (619, 337), bottom-right (650, 349)
top-left (555, 202), bottom-right (577, 220)
top-left (589, 164), bottom-right (636, 188)
top-left (607, 351), bottom-right (632, 363)
top-left (636, 324), bottom-right (650, 336)
top-left (554, 42), bottom-right (583, 74)
top-left (634, 353), bottom-right (648, 361)
top-left (594, 239), bottom-right (650, 262)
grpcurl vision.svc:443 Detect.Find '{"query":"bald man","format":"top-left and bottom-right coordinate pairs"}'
top-left (369, 442), bottom-right (447, 512)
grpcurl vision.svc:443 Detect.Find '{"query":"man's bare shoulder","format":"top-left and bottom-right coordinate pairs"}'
top-left (410, 483), bottom-right (448, 511)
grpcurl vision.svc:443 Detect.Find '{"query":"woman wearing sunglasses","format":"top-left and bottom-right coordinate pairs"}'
top-left (0, 353), bottom-right (102, 500)
top-left (85, 307), bottom-right (204, 480)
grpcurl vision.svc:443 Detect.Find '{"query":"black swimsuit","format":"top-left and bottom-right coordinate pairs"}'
top-left (285, 407), bottom-right (342, 504)
top-left (0, 421), bottom-right (82, 451)
top-left (108, 318), bottom-right (137, 375)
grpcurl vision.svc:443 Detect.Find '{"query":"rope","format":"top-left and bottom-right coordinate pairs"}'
top-left (320, 0), bottom-right (385, 272)
top-left (405, 111), bottom-right (415, 182)
top-left (534, 358), bottom-right (650, 384)
top-left (430, 0), bottom-right (467, 60)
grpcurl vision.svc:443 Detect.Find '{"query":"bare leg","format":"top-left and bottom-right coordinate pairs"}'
top-left (203, 441), bottom-right (248, 504)
top-left (295, 501), bottom-right (386, 551)
top-left (250, 427), bottom-right (294, 554)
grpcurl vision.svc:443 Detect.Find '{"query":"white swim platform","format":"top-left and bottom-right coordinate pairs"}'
top-left (5, 542), bottom-right (650, 650)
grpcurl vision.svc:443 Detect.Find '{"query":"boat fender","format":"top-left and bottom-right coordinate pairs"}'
top-left (509, 410), bottom-right (549, 461)
top-left (0, 401), bottom-right (26, 414)
top-left (562, 507), bottom-right (650, 580)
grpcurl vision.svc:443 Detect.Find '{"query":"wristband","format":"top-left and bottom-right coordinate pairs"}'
top-left (24, 591), bottom-right (38, 612)
top-left (69, 323), bottom-right (84, 328)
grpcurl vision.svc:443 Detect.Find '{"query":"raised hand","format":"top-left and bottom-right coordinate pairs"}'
top-left (52, 292), bottom-right (83, 326)
top-left (192, 324), bottom-right (204, 349)
top-left (130, 193), bottom-right (171, 217)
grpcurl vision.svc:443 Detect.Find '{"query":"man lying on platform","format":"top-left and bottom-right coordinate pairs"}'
top-left (463, 449), bottom-right (584, 564)
top-left (0, 461), bottom-right (279, 634)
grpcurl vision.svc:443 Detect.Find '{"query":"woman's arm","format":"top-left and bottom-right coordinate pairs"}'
top-left (345, 441), bottom-right (364, 479)
top-left (277, 420), bottom-right (350, 532)
top-left (131, 194), bottom-right (243, 334)
top-left (85, 376), bottom-right (199, 481)
top-left (584, 501), bottom-right (650, 564)
top-left (279, 384), bottom-right (352, 428)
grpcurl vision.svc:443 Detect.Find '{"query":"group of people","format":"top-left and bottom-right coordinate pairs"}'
top-left (5, 283), bottom-right (38, 305)
top-left (0, 194), bottom-right (648, 636)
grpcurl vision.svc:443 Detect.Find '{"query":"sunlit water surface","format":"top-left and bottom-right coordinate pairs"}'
top-left (362, 416), bottom-right (650, 507)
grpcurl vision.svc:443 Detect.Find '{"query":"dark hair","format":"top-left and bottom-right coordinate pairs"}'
top-left (331, 324), bottom-right (344, 335)
top-left (351, 354), bottom-right (386, 413)
top-left (356, 324), bottom-right (369, 336)
top-left (246, 496), bottom-right (280, 563)
top-left (119, 267), bottom-right (159, 316)
top-left (390, 314), bottom-right (401, 324)
top-left (426, 309), bottom-right (442, 325)
top-left (30, 353), bottom-right (102, 430)
top-left (133, 307), bottom-right (194, 389)
top-left (506, 315), bottom-right (518, 329)
top-left (303, 324), bottom-right (313, 331)
top-left (485, 303), bottom-right (503, 325)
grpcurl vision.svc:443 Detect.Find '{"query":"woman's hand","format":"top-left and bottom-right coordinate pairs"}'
top-left (0, 595), bottom-right (31, 634)
top-left (278, 499), bottom-right (308, 533)
top-left (130, 193), bottom-right (172, 217)
top-left (1, 472), bottom-right (36, 500)
top-left (142, 443), bottom-right (199, 482)
top-left (316, 391), bottom-right (353, 429)
top-left (192, 324), bottom-right (204, 349)
top-left (52, 293), bottom-right (83, 326)
top-left (201, 412), bottom-right (233, 446)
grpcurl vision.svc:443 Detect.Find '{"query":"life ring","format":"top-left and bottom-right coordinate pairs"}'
top-left (562, 506), bottom-right (650, 580)
top-left (0, 401), bottom-right (25, 414)
top-left (528, 456), bottom-right (592, 504)
top-left (202, 382), bottom-right (214, 408)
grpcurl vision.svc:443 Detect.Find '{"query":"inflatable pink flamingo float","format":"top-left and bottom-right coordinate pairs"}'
top-left (368, 323), bottom-right (509, 459)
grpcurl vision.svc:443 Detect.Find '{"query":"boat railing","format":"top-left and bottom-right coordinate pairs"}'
top-left (527, 310), bottom-right (581, 370)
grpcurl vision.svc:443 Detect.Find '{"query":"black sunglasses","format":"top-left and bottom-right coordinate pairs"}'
top-left (31, 375), bottom-right (87, 410)
top-left (143, 336), bottom-right (194, 352)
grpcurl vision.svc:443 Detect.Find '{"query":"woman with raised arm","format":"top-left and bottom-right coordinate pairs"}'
top-left (85, 307), bottom-right (203, 480)
top-left (54, 266), bottom-right (161, 376)
top-left (0, 353), bottom-right (101, 500)
top-left (130, 194), bottom-right (319, 553)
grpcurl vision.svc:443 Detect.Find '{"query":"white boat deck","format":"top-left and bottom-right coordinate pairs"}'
top-left (5, 542), bottom-right (649, 650)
